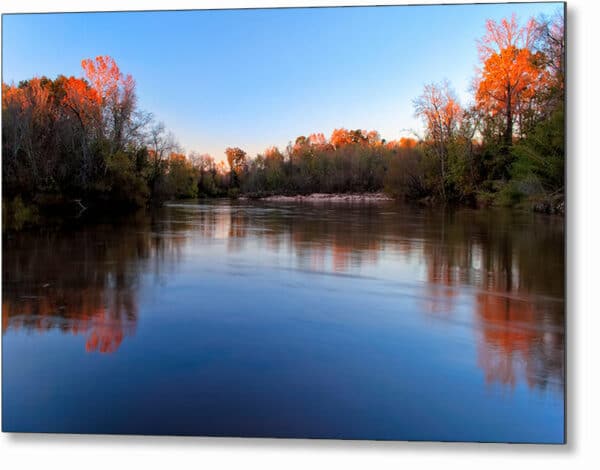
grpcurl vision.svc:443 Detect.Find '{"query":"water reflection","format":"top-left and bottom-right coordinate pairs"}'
top-left (3, 212), bottom-right (187, 353)
top-left (3, 202), bottom-right (564, 398)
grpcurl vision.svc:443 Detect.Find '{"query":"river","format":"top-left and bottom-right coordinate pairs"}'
top-left (2, 200), bottom-right (565, 442)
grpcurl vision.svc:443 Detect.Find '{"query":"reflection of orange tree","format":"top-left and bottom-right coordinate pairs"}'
top-left (475, 290), bottom-right (564, 391)
top-left (415, 209), bottom-right (564, 391)
top-left (2, 213), bottom-right (190, 353)
top-left (3, 288), bottom-right (137, 354)
top-left (475, 295), bottom-right (537, 387)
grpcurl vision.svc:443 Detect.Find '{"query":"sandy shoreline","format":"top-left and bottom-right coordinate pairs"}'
top-left (242, 192), bottom-right (394, 202)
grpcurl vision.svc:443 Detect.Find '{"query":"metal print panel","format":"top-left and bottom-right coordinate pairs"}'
top-left (1, 2), bottom-right (565, 443)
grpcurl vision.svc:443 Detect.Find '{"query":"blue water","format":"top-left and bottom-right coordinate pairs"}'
top-left (2, 201), bottom-right (565, 442)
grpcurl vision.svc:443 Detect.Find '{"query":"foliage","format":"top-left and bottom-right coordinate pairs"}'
top-left (2, 12), bottom-right (565, 226)
top-left (225, 147), bottom-right (248, 188)
top-left (2, 56), bottom-right (202, 218)
top-left (165, 154), bottom-right (199, 199)
top-left (383, 146), bottom-right (427, 200)
top-left (474, 15), bottom-right (546, 146)
top-left (2, 195), bottom-right (40, 230)
top-left (511, 105), bottom-right (564, 195)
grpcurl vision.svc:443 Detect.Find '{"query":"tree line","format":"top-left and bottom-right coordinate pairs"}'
top-left (2, 55), bottom-right (199, 225)
top-left (2, 12), bottom-right (564, 228)
top-left (410, 13), bottom-right (564, 212)
top-left (235, 12), bottom-right (564, 211)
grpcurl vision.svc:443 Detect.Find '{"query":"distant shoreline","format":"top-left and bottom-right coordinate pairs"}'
top-left (240, 192), bottom-right (395, 203)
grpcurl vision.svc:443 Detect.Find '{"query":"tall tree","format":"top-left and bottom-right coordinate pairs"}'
top-left (474, 14), bottom-right (544, 146)
top-left (147, 121), bottom-right (179, 199)
top-left (225, 147), bottom-right (248, 187)
top-left (62, 77), bottom-right (102, 184)
top-left (81, 56), bottom-right (137, 153)
top-left (536, 12), bottom-right (565, 110)
top-left (414, 80), bottom-right (462, 198)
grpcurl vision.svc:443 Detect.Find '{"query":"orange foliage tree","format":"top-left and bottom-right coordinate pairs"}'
top-left (81, 55), bottom-right (137, 152)
top-left (330, 128), bottom-right (372, 148)
top-left (225, 147), bottom-right (248, 187)
top-left (62, 77), bottom-right (102, 128)
top-left (474, 14), bottom-right (545, 146)
top-left (3, 80), bottom-right (52, 185)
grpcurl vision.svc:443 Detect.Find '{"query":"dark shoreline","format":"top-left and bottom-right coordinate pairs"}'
top-left (3, 190), bottom-right (565, 232)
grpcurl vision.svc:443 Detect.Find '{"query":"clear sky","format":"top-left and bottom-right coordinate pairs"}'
top-left (2, 3), bottom-right (562, 160)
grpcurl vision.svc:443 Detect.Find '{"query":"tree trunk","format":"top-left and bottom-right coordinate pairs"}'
top-left (505, 83), bottom-right (513, 147)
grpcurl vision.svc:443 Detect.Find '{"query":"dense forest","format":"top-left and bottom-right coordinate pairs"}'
top-left (2, 13), bottom-right (564, 229)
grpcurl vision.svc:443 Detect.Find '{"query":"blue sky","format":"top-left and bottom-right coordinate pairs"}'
top-left (2, 3), bottom-right (562, 160)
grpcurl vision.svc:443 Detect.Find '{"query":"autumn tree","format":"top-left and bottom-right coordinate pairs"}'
top-left (264, 146), bottom-right (284, 163)
top-left (384, 137), bottom-right (418, 149)
top-left (307, 133), bottom-right (327, 147)
top-left (2, 77), bottom-right (85, 193)
top-left (2, 82), bottom-right (41, 190)
top-left (61, 77), bottom-right (102, 184)
top-left (81, 56), bottom-right (138, 153)
top-left (225, 147), bottom-right (248, 187)
top-left (509, 13), bottom-right (564, 202)
top-left (413, 80), bottom-right (462, 198)
top-left (475, 14), bottom-right (545, 147)
top-left (399, 137), bottom-right (418, 149)
top-left (330, 128), bottom-right (371, 149)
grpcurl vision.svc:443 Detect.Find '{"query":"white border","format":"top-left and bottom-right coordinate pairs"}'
top-left (1, 1), bottom-right (598, 468)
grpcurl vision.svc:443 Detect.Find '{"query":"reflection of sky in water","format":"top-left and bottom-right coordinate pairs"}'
top-left (2, 201), bottom-right (564, 442)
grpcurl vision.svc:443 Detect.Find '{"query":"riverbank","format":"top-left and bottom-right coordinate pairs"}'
top-left (240, 191), bottom-right (564, 215)
top-left (240, 192), bottom-right (394, 203)
top-left (3, 188), bottom-right (564, 233)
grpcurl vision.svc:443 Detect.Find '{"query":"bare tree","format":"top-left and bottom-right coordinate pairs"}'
top-left (413, 80), bottom-right (462, 198)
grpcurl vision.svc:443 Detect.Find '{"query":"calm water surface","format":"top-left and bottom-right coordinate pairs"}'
top-left (2, 201), bottom-right (565, 442)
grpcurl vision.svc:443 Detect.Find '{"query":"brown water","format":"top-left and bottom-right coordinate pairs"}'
top-left (2, 201), bottom-right (565, 442)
